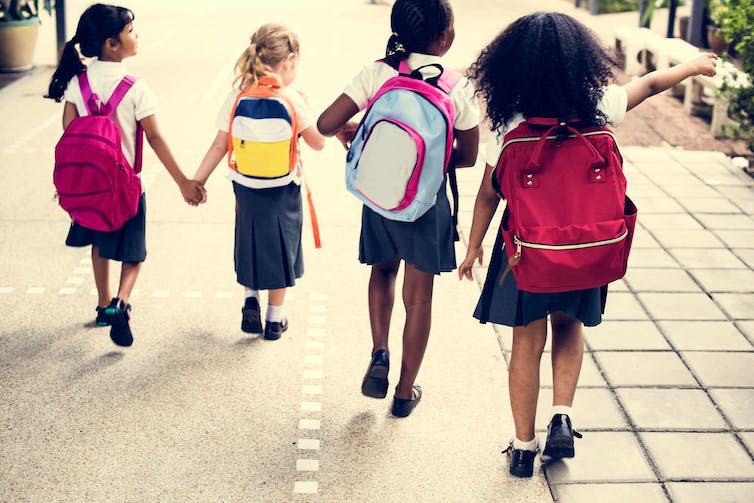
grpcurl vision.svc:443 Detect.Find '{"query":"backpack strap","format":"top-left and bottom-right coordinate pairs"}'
top-left (526, 119), bottom-right (605, 172)
top-left (394, 59), bottom-right (461, 94)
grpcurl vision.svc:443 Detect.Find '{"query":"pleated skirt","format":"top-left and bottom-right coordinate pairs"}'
top-left (233, 181), bottom-right (303, 290)
top-left (65, 193), bottom-right (147, 263)
top-left (473, 226), bottom-right (607, 328)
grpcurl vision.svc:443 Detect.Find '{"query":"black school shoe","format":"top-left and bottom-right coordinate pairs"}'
top-left (241, 297), bottom-right (263, 334)
top-left (264, 318), bottom-right (288, 340)
top-left (107, 298), bottom-right (133, 347)
top-left (503, 442), bottom-right (537, 478)
top-left (361, 349), bottom-right (389, 398)
top-left (391, 385), bottom-right (422, 417)
top-left (543, 414), bottom-right (582, 460)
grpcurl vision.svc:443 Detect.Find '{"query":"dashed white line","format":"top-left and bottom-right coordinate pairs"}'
top-left (303, 369), bottom-right (323, 379)
top-left (0, 287), bottom-right (14, 294)
top-left (293, 481), bottom-right (318, 494)
top-left (301, 402), bottom-right (322, 412)
top-left (296, 459), bottom-right (320, 472)
top-left (305, 341), bottom-right (325, 350)
top-left (153, 290), bottom-right (170, 298)
top-left (297, 439), bottom-right (321, 450)
top-left (66, 277), bottom-right (85, 285)
top-left (307, 315), bottom-right (326, 325)
top-left (304, 355), bottom-right (324, 365)
top-left (58, 288), bottom-right (77, 295)
top-left (307, 327), bottom-right (325, 337)
top-left (308, 304), bottom-right (327, 313)
top-left (299, 419), bottom-right (321, 430)
top-left (27, 287), bottom-right (45, 294)
top-left (183, 290), bottom-right (202, 298)
top-left (302, 385), bottom-right (323, 395)
top-left (215, 291), bottom-right (234, 299)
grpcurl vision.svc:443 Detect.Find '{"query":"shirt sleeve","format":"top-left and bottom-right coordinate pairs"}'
top-left (599, 84), bottom-right (628, 125)
top-left (484, 133), bottom-right (504, 167)
top-left (63, 76), bottom-right (86, 116)
top-left (451, 77), bottom-right (480, 131)
top-left (343, 62), bottom-right (394, 111)
top-left (215, 90), bottom-right (238, 132)
top-left (132, 79), bottom-right (159, 121)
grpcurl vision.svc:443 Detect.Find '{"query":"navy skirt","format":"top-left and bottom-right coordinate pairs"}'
top-left (473, 226), bottom-right (607, 327)
top-left (65, 193), bottom-right (147, 263)
top-left (359, 179), bottom-right (456, 275)
top-left (233, 181), bottom-right (303, 290)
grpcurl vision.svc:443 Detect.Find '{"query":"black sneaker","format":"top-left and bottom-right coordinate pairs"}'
top-left (241, 297), bottom-right (263, 334)
top-left (95, 305), bottom-right (112, 326)
top-left (503, 441), bottom-right (537, 478)
top-left (107, 298), bottom-right (133, 347)
top-left (264, 318), bottom-right (288, 340)
top-left (543, 414), bottom-right (582, 460)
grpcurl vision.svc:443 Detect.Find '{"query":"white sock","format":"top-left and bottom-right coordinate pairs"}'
top-left (267, 304), bottom-right (284, 322)
top-left (244, 288), bottom-right (259, 300)
top-left (552, 405), bottom-right (574, 419)
top-left (513, 437), bottom-right (538, 452)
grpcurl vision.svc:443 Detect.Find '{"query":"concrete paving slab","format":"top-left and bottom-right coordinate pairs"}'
top-left (638, 293), bottom-right (728, 320)
top-left (658, 321), bottom-right (753, 351)
top-left (585, 321), bottom-right (671, 351)
top-left (630, 227), bottom-right (663, 249)
top-left (630, 197), bottom-right (685, 214)
top-left (666, 482), bottom-right (754, 503)
top-left (662, 184), bottom-right (726, 199)
top-left (624, 268), bottom-right (702, 293)
top-left (552, 482), bottom-right (668, 503)
top-left (696, 214), bottom-right (754, 230)
top-left (603, 293), bottom-right (649, 321)
top-left (737, 321), bottom-right (754, 341)
top-left (683, 352), bottom-right (754, 387)
top-left (627, 249), bottom-right (679, 269)
top-left (535, 352), bottom-right (606, 388)
top-left (639, 214), bottom-right (707, 232)
top-left (680, 198), bottom-right (742, 214)
top-left (713, 293), bottom-right (754, 320)
top-left (669, 249), bottom-right (748, 269)
top-left (708, 389), bottom-right (754, 429)
top-left (689, 269), bottom-right (754, 293)
top-left (715, 230), bottom-right (754, 248)
top-left (741, 433), bottom-right (754, 455)
top-left (595, 352), bottom-right (698, 387)
top-left (651, 229), bottom-right (725, 249)
top-left (541, 432), bottom-right (655, 483)
top-left (535, 388), bottom-right (628, 431)
top-left (616, 389), bottom-right (727, 430)
top-left (641, 433), bottom-right (754, 480)
top-left (734, 248), bottom-right (754, 269)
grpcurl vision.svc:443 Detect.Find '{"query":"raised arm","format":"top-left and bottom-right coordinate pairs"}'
top-left (623, 52), bottom-right (718, 111)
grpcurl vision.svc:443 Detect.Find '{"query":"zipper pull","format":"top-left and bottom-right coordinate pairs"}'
top-left (509, 241), bottom-right (522, 266)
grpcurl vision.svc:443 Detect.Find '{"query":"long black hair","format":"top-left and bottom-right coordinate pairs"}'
top-left (384, 0), bottom-right (453, 67)
top-left (45, 4), bottom-right (134, 102)
top-left (468, 12), bottom-right (617, 131)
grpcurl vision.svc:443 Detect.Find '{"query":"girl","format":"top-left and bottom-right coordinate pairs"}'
top-left (192, 23), bottom-right (325, 341)
top-left (459, 12), bottom-right (717, 477)
top-left (318, 0), bottom-right (480, 417)
top-left (46, 4), bottom-right (205, 347)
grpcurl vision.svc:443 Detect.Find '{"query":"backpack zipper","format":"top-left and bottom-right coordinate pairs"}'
top-left (513, 229), bottom-right (628, 253)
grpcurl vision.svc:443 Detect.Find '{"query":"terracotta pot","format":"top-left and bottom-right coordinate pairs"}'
top-left (0, 19), bottom-right (41, 72)
top-left (678, 15), bottom-right (690, 41)
top-left (706, 25), bottom-right (728, 54)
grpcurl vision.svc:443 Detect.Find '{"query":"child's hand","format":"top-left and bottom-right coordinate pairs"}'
top-left (690, 52), bottom-right (718, 77)
top-left (458, 245), bottom-right (484, 281)
top-left (336, 121), bottom-right (359, 149)
top-left (180, 179), bottom-right (206, 206)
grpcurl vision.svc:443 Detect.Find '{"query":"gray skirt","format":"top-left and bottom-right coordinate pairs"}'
top-left (233, 181), bottom-right (303, 290)
top-left (359, 180), bottom-right (456, 275)
top-left (474, 224), bottom-right (607, 327)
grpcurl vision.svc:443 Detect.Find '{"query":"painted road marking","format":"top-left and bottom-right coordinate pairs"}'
top-left (301, 402), bottom-right (322, 412)
top-left (0, 287), bottom-right (14, 294)
top-left (297, 439), bottom-right (321, 450)
top-left (302, 385), bottom-right (323, 395)
top-left (303, 369), bottom-right (323, 379)
top-left (296, 459), bottom-right (320, 472)
top-left (27, 287), bottom-right (45, 294)
top-left (299, 419), bottom-right (321, 430)
top-left (293, 481), bottom-right (318, 494)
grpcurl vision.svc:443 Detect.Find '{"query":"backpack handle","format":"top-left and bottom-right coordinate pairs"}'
top-left (396, 60), bottom-right (460, 94)
top-left (527, 120), bottom-right (605, 172)
top-left (77, 71), bottom-right (144, 174)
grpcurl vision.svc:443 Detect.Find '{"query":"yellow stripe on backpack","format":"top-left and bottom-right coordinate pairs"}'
top-left (233, 137), bottom-right (292, 179)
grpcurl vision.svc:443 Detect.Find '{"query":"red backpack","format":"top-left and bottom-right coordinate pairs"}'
top-left (53, 71), bottom-right (143, 232)
top-left (494, 118), bottom-right (637, 293)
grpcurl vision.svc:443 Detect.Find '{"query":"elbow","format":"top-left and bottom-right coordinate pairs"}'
top-left (455, 151), bottom-right (479, 168)
top-left (309, 137), bottom-right (326, 151)
top-left (316, 116), bottom-right (337, 137)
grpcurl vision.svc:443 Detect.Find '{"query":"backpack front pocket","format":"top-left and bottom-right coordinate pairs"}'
top-left (353, 119), bottom-right (426, 211)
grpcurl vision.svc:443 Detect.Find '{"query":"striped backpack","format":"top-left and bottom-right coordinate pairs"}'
top-left (345, 60), bottom-right (460, 222)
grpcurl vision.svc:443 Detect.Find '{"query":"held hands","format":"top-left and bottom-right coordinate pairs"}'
top-left (458, 245), bottom-right (484, 281)
top-left (180, 179), bottom-right (207, 206)
top-left (336, 121), bottom-right (359, 150)
top-left (689, 52), bottom-right (718, 77)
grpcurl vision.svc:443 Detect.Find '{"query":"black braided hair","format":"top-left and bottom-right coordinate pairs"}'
top-left (384, 0), bottom-right (452, 67)
top-left (45, 4), bottom-right (134, 102)
top-left (467, 12), bottom-right (618, 130)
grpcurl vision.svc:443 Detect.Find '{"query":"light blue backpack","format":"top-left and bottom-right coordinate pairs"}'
top-left (345, 60), bottom-right (460, 222)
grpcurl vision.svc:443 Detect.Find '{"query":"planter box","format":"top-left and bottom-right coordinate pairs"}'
top-left (0, 18), bottom-right (41, 72)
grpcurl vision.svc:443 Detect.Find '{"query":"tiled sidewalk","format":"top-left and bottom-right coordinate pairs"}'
top-left (456, 147), bottom-right (754, 502)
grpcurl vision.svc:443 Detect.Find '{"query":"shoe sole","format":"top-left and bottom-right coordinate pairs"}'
top-left (543, 436), bottom-right (575, 459)
top-left (108, 309), bottom-right (133, 347)
top-left (264, 331), bottom-right (282, 341)
top-left (241, 311), bottom-right (263, 334)
top-left (509, 466), bottom-right (534, 478)
top-left (361, 364), bottom-right (389, 399)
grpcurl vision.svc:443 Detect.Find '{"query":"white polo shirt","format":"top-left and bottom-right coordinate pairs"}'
top-left (64, 59), bottom-right (158, 169)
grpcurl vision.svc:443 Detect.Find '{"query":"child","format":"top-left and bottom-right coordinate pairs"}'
top-left (318, 0), bottom-right (480, 417)
top-left (46, 4), bottom-right (205, 347)
top-left (192, 23), bottom-right (325, 341)
top-left (458, 12), bottom-right (717, 477)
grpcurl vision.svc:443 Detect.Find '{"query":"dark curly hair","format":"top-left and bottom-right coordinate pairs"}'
top-left (467, 12), bottom-right (617, 131)
top-left (384, 0), bottom-right (453, 67)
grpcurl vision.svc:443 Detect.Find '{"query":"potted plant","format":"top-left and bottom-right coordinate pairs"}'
top-left (0, 0), bottom-right (52, 72)
top-left (706, 0), bottom-right (730, 53)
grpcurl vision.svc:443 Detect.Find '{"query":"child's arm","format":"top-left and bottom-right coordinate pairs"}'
top-left (458, 162), bottom-right (500, 281)
top-left (62, 102), bottom-right (78, 129)
top-left (193, 130), bottom-right (228, 190)
top-left (623, 52), bottom-right (718, 111)
top-left (318, 94), bottom-right (360, 141)
top-left (453, 126), bottom-right (480, 168)
top-left (300, 125), bottom-right (326, 151)
top-left (140, 115), bottom-right (205, 204)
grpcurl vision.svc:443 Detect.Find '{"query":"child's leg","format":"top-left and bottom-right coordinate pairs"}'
top-left (92, 245), bottom-right (111, 307)
top-left (368, 258), bottom-right (400, 355)
top-left (116, 262), bottom-right (143, 304)
top-left (509, 318), bottom-right (548, 442)
top-left (394, 262), bottom-right (434, 400)
top-left (267, 288), bottom-right (286, 321)
top-left (550, 312), bottom-right (584, 408)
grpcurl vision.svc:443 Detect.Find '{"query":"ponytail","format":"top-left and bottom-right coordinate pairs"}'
top-left (46, 38), bottom-right (85, 102)
top-left (384, 0), bottom-right (452, 67)
top-left (384, 32), bottom-right (407, 67)
top-left (233, 23), bottom-right (300, 90)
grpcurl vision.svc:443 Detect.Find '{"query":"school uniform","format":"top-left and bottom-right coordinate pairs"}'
top-left (474, 85), bottom-right (628, 327)
top-left (216, 85), bottom-right (315, 290)
top-left (344, 53), bottom-right (480, 275)
top-left (63, 59), bottom-right (158, 263)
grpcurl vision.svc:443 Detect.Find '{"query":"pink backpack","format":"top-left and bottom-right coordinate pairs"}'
top-left (495, 118), bottom-right (638, 292)
top-left (54, 71), bottom-right (143, 232)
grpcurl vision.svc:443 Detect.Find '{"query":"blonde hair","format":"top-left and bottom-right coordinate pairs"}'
top-left (234, 23), bottom-right (300, 89)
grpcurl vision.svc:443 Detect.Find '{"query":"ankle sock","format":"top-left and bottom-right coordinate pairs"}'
top-left (552, 405), bottom-right (574, 419)
top-left (244, 288), bottom-right (259, 301)
top-left (266, 304), bottom-right (284, 323)
top-left (513, 437), bottom-right (538, 452)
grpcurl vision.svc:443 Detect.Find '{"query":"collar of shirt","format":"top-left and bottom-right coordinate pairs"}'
top-left (406, 52), bottom-right (441, 69)
top-left (88, 58), bottom-right (128, 75)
